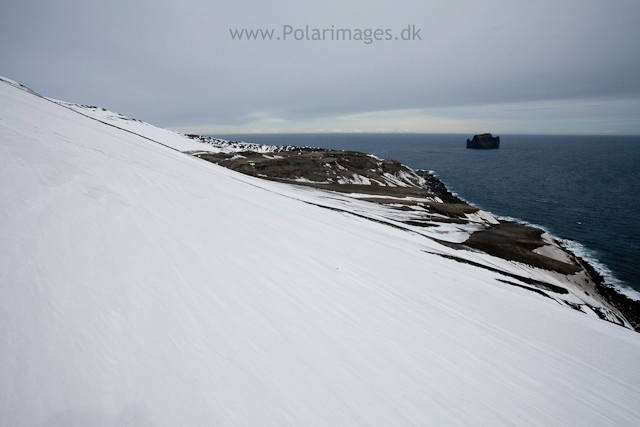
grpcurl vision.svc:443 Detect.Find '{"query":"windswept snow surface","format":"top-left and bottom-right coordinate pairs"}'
top-left (50, 101), bottom-right (298, 155)
top-left (2, 77), bottom-right (640, 426)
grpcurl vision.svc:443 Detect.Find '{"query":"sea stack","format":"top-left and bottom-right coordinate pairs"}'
top-left (467, 133), bottom-right (500, 149)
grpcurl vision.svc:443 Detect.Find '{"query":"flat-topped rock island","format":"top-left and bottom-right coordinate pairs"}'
top-left (467, 133), bottom-right (500, 149)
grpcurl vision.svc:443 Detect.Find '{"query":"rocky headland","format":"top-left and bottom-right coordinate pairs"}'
top-left (187, 134), bottom-right (639, 331)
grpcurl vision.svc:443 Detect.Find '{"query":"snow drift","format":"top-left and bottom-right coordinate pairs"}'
top-left (1, 76), bottom-right (640, 426)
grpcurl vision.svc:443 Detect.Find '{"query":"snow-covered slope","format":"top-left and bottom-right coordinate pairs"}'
top-left (2, 77), bottom-right (640, 426)
top-left (49, 100), bottom-right (295, 154)
top-left (47, 101), bottom-right (437, 188)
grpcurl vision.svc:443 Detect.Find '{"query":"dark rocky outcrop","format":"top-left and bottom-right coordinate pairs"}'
top-left (467, 133), bottom-right (500, 149)
top-left (191, 149), bottom-right (428, 188)
top-left (462, 223), bottom-right (581, 275)
top-left (414, 170), bottom-right (464, 204)
top-left (576, 257), bottom-right (640, 331)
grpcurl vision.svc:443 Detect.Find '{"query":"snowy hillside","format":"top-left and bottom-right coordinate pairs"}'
top-left (47, 101), bottom-right (439, 188)
top-left (49, 100), bottom-right (297, 154)
top-left (2, 76), bottom-right (640, 426)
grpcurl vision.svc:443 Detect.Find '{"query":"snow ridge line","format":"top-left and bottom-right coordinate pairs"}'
top-left (0, 77), bottom-right (184, 155)
top-left (50, 103), bottom-right (185, 154)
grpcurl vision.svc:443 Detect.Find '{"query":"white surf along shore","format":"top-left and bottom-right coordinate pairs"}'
top-left (2, 76), bottom-right (640, 426)
top-left (433, 171), bottom-right (640, 303)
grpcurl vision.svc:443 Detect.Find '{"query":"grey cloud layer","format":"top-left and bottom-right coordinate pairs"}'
top-left (1, 0), bottom-right (638, 132)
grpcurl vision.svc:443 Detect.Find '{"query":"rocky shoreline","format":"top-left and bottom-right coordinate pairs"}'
top-left (188, 137), bottom-right (640, 331)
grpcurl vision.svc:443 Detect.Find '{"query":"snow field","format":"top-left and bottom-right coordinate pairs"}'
top-left (1, 78), bottom-right (640, 426)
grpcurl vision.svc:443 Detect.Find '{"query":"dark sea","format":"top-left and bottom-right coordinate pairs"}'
top-left (215, 133), bottom-right (640, 298)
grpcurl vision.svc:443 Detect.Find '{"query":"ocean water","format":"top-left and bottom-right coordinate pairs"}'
top-left (216, 133), bottom-right (640, 297)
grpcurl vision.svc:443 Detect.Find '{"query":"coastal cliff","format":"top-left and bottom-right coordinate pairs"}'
top-left (467, 133), bottom-right (500, 149)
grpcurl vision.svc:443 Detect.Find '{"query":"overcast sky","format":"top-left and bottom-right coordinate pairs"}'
top-left (2, 0), bottom-right (639, 134)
